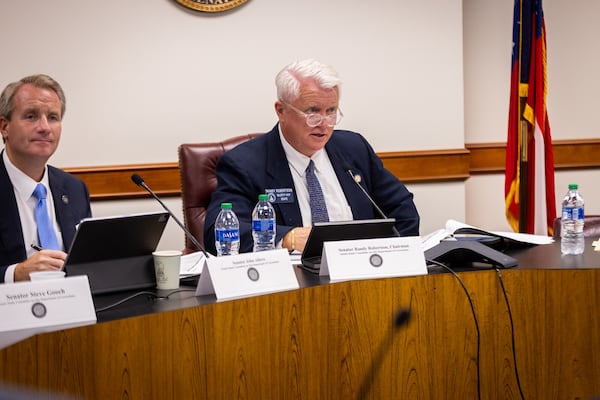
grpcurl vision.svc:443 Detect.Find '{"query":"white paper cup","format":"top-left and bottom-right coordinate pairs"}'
top-left (30, 271), bottom-right (66, 281)
top-left (152, 250), bottom-right (182, 290)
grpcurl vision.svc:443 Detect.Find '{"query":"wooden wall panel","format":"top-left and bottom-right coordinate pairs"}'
top-left (61, 139), bottom-right (600, 200)
top-left (467, 139), bottom-right (600, 173)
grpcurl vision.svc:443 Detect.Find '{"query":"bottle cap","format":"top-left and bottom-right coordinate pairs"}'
top-left (258, 194), bottom-right (269, 201)
top-left (568, 184), bottom-right (578, 190)
top-left (220, 202), bottom-right (233, 209)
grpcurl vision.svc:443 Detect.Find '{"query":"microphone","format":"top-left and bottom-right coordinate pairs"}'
top-left (394, 308), bottom-right (411, 327)
top-left (131, 173), bottom-right (210, 259)
top-left (357, 308), bottom-right (411, 400)
top-left (342, 163), bottom-right (401, 237)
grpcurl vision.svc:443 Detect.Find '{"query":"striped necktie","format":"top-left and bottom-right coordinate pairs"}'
top-left (32, 183), bottom-right (60, 250)
top-left (306, 160), bottom-right (330, 223)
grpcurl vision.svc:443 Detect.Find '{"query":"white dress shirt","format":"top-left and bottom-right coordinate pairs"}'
top-left (279, 130), bottom-right (353, 226)
top-left (3, 151), bottom-right (63, 282)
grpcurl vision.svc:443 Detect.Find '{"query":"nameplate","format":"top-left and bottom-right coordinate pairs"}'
top-left (320, 236), bottom-right (428, 281)
top-left (0, 276), bottom-right (97, 350)
top-left (195, 249), bottom-right (299, 301)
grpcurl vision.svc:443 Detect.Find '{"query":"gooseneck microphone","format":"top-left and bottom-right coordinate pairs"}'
top-left (394, 308), bottom-right (411, 327)
top-left (357, 307), bottom-right (412, 400)
top-left (131, 173), bottom-right (210, 258)
top-left (342, 163), bottom-right (401, 237)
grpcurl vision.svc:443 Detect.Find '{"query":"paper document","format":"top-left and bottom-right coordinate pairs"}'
top-left (180, 251), bottom-right (205, 276)
top-left (289, 251), bottom-right (302, 265)
top-left (422, 219), bottom-right (554, 251)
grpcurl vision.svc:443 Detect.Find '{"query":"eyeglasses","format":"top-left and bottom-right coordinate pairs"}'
top-left (282, 101), bottom-right (343, 128)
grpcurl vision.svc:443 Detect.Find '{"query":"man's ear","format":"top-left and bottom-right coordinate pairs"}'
top-left (274, 100), bottom-right (285, 117)
top-left (0, 117), bottom-right (8, 143)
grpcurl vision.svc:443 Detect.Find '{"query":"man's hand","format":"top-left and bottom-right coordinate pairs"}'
top-left (14, 250), bottom-right (67, 281)
top-left (283, 227), bottom-right (312, 253)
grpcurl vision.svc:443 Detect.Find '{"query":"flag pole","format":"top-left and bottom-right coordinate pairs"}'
top-left (518, 0), bottom-right (529, 233)
top-left (518, 110), bottom-right (529, 233)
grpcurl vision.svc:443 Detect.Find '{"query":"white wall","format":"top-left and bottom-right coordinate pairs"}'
top-left (0, 0), bottom-right (464, 165)
top-left (2, 0), bottom-right (598, 250)
top-left (464, 0), bottom-right (600, 143)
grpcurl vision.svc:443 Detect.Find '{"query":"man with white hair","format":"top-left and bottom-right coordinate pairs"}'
top-left (204, 59), bottom-right (419, 254)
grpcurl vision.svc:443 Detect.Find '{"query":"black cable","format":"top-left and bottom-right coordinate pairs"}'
top-left (427, 260), bottom-right (481, 400)
top-left (95, 291), bottom-right (160, 313)
top-left (95, 288), bottom-right (197, 313)
top-left (163, 288), bottom-right (197, 298)
top-left (494, 267), bottom-right (526, 400)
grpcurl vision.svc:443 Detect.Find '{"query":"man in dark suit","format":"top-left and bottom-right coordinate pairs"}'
top-left (204, 59), bottom-right (419, 254)
top-left (0, 74), bottom-right (91, 282)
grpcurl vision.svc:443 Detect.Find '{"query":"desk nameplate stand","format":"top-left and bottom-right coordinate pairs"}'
top-left (320, 236), bottom-right (428, 281)
top-left (0, 276), bottom-right (96, 349)
top-left (196, 249), bottom-right (299, 301)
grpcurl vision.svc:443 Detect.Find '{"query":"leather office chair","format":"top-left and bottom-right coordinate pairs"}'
top-left (178, 134), bottom-right (261, 253)
top-left (552, 215), bottom-right (600, 240)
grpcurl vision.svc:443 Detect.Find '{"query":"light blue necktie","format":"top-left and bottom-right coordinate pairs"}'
top-left (306, 160), bottom-right (330, 223)
top-left (32, 183), bottom-right (60, 250)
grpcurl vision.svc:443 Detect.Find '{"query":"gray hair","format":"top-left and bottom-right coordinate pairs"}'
top-left (275, 59), bottom-right (341, 103)
top-left (0, 74), bottom-right (66, 121)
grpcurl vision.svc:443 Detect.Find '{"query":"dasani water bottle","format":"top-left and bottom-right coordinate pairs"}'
top-left (560, 184), bottom-right (585, 255)
top-left (215, 202), bottom-right (240, 256)
top-left (252, 194), bottom-right (276, 252)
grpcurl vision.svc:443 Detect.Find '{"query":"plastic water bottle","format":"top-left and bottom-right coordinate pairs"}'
top-left (560, 184), bottom-right (585, 255)
top-left (252, 194), bottom-right (276, 252)
top-left (215, 202), bottom-right (240, 256)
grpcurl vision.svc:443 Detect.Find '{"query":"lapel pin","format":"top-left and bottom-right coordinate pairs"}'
top-left (62, 195), bottom-right (69, 205)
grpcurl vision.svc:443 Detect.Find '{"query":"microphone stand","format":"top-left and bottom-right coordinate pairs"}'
top-left (344, 168), bottom-right (401, 237)
top-left (357, 309), bottom-right (411, 400)
top-left (131, 174), bottom-right (210, 259)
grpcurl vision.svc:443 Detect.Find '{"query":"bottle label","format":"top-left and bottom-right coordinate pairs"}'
top-left (253, 219), bottom-right (275, 231)
top-left (216, 229), bottom-right (240, 242)
top-left (562, 206), bottom-right (584, 221)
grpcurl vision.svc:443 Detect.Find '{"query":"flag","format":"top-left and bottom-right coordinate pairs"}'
top-left (505, 0), bottom-right (556, 235)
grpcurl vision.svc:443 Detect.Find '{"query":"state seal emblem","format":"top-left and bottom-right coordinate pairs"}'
top-left (175, 0), bottom-right (248, 13)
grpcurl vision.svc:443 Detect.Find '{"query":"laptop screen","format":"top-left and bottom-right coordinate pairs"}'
top-left (64, 211), bottom-right (170, 294)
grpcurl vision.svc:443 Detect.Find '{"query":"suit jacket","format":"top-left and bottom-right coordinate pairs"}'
top-left (0, 155), bottom-right (92, 282)
top-left (203, 125), bottom-right (420, 254)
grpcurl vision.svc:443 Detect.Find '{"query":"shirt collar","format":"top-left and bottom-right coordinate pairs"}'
top-left (2, 149), bottom-right (50, 202)
top-left (278, 127), bottom-right (327, 177)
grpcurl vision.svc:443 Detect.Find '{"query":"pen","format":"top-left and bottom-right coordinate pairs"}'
top-left (31, 244), bottom-right (43, 251)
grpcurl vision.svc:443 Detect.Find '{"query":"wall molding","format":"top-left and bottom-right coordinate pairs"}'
top-left (63, 139), bottom-right (600, 200)
top-left (467, 138), bottom-right (600, 173)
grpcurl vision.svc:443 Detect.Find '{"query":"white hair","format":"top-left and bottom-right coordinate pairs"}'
top-left (275, 59), bottom-right (342, 102)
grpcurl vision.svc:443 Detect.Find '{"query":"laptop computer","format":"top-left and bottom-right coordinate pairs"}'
top-left (300, 218), bottom-right (398, 273)
top-left (63, 211), bottom-right (170, 294)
